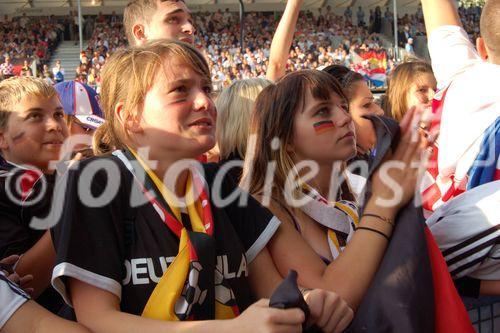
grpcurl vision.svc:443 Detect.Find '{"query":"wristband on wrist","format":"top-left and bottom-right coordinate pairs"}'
top-left (362, 213), bottom-right (395, 228)
top-left (356, 226), bottom-right (390, 241)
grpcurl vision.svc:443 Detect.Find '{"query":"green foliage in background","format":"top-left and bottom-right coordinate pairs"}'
top-left (459, 0), bottom-right (485, 8)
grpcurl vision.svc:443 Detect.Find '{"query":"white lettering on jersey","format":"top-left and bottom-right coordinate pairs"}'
top-left (122, 255), bottom-right (248, 286)
top-left (131, 258), bottom-right (148, 285)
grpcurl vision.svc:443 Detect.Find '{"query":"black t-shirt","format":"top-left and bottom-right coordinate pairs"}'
top-left (0, 163), bottom-right (54, 257)
top-left (52, 154), bottom-right (280, 316)
top-left (0, 162), bottom-right (63, 313)
top-left (217, 152), bottom-right (244, 184)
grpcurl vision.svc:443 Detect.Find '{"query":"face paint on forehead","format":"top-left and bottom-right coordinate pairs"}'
top-left (313, 120), bottom-right (335, 134)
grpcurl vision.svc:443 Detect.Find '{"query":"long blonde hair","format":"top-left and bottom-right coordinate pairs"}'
top-left (93, 39), bottom-right (210, 155)
top-left (386, 61), bottom-right (434, 121)
top-left (216, 78), bottom-right (271, 160)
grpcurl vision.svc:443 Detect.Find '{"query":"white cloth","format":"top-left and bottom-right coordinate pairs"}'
top-left (300, 186), bottom-right (358, 260)
top-left (426, 181), bottom-right (500, 280)
top-left (420, 25), bottom-right (500, 214)
top-left (0, 271), bottom-right (30, 329)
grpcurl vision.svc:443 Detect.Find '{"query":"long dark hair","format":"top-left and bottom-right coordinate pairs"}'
top-left (242, 70), bottom-right (347, 202)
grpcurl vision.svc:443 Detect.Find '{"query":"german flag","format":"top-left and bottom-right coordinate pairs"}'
top-left (346, 204), bottom-right (473, 333)
top-left (313, 120), bottom-right (335, 134)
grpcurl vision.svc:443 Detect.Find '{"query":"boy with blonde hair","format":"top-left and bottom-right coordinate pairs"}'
top-left (0, 76), bottom-right (68, 312)
top-left (0, 77), bottom-right (68, 172)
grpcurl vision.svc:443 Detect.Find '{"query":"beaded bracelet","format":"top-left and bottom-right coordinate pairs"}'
top-left (356, 226), bottom-right (390, 241)
top-left (362, 213), bottom-right (395, 228)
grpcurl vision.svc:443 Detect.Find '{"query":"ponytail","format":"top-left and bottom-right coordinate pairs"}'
top-left (93, 121), bottom-right (115, 155)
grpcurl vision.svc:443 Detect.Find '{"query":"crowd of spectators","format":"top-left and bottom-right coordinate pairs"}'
top-left (0, 4), bottom-right (483, 89)
top-left (75, 8), bottom-right (385, 91)
top-left (74, 12), bottom-right (126, 90)
top-left (196, 8), bottom-right (388, 87)
top-left (0, 13), bottom-right (66, 80)
top-left (396, 4), bottom-right (482, 51)
top-left (0, 0), bottom-right (497, 331)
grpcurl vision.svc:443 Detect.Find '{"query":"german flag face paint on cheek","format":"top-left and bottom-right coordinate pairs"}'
top-left (313, 120), bottom-right (335, 134)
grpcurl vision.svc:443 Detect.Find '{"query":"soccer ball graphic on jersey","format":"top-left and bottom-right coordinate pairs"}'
top-left (214, 265), bottom-right (237, 306)
top-left (175, 261), bottom-right (207, 320)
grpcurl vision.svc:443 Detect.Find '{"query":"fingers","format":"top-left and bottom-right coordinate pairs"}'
top-left (305, 290), bottom-right (354, 333)
top-left (397, 109), bottom-right (428, 165)
top-left (395, 109), bottom-right (422, 158)
top-left (252, 298), bottom-right (305, 325)
top-left (19, 274), bottom-right (33, 287)
top-left (24, 287), bottom-right (35, 296)
top-left (272, 325), bottom-right (302, 333)
top-left (325, 301), bottom-right (353, 333)
top-left (253, 298), bottom-right (270, 308)
top-left (333, 307), bottom-right (354, 333)
top-left (248, 298), bottom-right (304, 333)
top-left (399, 106), bottom-right (416, 134)
top-left (7, 272), bottom-right (20, 284)
top-left (318, 293), bottom-right (344, 332)
top-left (0, 255), bottom-right (19, 275)
top-left (0, 255), bottom-right (20, 266)
top-left (267, 308), bottom-right (305, 326)
top-left (304, 289), bottom-right (324, 327)
top-left (402, 131), bottom-right (424, 165)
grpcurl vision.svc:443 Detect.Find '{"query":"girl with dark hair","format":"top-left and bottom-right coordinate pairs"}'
top-left (322, 65), bottom-right (400, 179)
top-left (243, 69), bottom-right (431, 310)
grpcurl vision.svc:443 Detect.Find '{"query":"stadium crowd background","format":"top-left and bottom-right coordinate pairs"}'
top-left (0, 3), bottom-right (483, 92)
top-left (0, 0), bottom-right (498, 331)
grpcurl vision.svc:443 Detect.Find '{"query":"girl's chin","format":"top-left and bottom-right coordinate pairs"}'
top-left (197, 138), bottom-right (216, 152)
top-left (326, 147), bottom-right (357, 163)
top-left (187, 141), bottom-right (216, 159)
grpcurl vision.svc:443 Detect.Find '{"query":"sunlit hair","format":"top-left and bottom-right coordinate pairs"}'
top-left (123, 0), bottom-right (186, 45)
top-left (216, 78), bottom-right (271, 160)
top-left (386, 61), bottom-right (434, 121)
top-left (0, 76), bottom-right (57, 129)
top-left (93, 39), bottom-right (210, 155)
top-left (242, 70), bottom-right (347, 204)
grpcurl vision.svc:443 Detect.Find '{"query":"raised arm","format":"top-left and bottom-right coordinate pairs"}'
top-left (266, 0), bottom-right (303, 82)
top-left (420, 0), bottom-right (462, 36)
top-left (421, 0), bottom-right (481, 87)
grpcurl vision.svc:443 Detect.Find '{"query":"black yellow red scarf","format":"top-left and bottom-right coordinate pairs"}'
top-left (114, 148), bottom-right (239, 321)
